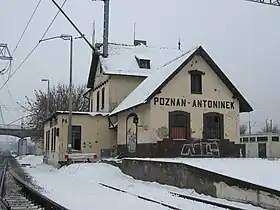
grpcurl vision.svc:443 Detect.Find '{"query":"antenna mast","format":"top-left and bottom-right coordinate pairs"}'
top-left (102, 0), bottom-right (110, 57)
top-left (133, 22), bottom-right (136, 43)
top-left (92, 20), bottom-right (96, 54)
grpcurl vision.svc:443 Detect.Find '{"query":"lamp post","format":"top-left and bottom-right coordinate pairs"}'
top-left (41, 78), bottom-right (50, 117)
top-left (39, 34), bottom-right (82, 154)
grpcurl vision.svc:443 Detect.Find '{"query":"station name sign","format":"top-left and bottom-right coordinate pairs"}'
top-left (153, 97), bottom-right (235, 109)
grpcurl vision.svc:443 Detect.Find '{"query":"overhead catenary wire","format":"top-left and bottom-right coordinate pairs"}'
top-left (1, 76), bottom-right (15, 105)
top-left (10, 0), bottom-right (43, 59)
top-left (0, 0), bottom-right (68, 92)
top-left (1, 0), bottom-right (42, 98)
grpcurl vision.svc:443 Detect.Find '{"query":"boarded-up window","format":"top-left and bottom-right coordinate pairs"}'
top-left (169, 111), bottom-right (191, 139)
top-left (203, 112), bottom-right (224, 139)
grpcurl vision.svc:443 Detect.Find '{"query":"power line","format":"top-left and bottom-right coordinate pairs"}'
top-left (0, 101), bottom-right (12, 116)
top-left (10, 0), bottom-right (43, 58)
top-left (1, 75), bottom-right (15, 105)
top-left (0, 0), bottom-right (68, 92)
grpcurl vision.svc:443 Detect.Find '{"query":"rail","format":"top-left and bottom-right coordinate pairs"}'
top-left (8, 170), bottom-right (69, 210)
top-left (99, 182), bottom-right (248, 210)
top-left (0, 160), bottom-right (9, 210)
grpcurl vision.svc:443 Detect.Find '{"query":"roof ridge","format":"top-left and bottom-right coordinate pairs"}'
top-left (157, 45), bottom-right (199, 70)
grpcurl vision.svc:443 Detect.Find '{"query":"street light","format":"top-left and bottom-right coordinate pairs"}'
top-left (39, 34), bottom-right (83, 154)
top-left (41, 78), bottom-right (50, 117)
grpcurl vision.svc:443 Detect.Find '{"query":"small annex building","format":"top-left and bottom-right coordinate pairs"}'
top-left (85, 42), bottom-right (253, 158)
top-left (43, 111), bottom-right (116, 166)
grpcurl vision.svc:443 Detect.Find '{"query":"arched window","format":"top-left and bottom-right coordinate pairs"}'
top-left (169, 111), bottom-right (191, 139)
top-left (203, 112), bottom-right (224, 139)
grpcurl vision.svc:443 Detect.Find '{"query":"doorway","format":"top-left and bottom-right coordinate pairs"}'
top-left (258, 143), bottom-right (267, 158)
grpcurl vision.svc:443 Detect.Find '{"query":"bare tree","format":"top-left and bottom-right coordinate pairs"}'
top-left (240, 124), bottom-right (247, 135)
top-left (24, 84), bottom-right (89, 130)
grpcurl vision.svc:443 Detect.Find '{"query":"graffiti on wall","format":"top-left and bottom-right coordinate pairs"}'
top-left (181, 140), bottom-right (220, 157)
top-left (127, 128), bottom-right (137, 153)
top-left (126, 113), bottom-right (138, 153)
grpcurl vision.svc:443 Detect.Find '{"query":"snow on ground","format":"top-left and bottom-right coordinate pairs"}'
top-left (16, 155), bottom-right (263, 210)
top-left (17, 155), bottom-right (43, 166)
top-left (126, 158), bottom-right (280, 191)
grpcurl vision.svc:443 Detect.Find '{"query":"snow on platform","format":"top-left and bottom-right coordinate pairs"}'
top-left (126, 157), bottom-right (280, 191)
top-left (16, 155), bottom-right (263, 210)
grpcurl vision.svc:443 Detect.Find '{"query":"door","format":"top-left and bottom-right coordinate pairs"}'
top-left (258, 143), bottom-right (267, 158)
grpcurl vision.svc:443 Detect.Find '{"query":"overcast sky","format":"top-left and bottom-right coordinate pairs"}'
top-left (0, 0), bottom-right (279, 138)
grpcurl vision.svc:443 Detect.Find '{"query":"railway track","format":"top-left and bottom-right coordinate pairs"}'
top-left (0, 156), bottom-right (68, 210)
top-left (99, 182), bottom-right (249, 210)
top-left (3, 172), bottom-right (43, 210)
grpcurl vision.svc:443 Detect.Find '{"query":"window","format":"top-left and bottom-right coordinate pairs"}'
top-left (96, 91), bottom-right (100, 111)
top-left (169, 111), bottom-right (191, 139)
top-left (90, 99), bottom-right (93, 112)
top-left (45, 131), bottom-right (48, 151)
top-left (257, 136), bottom-right (268, 142)
top-left (243, 137), bottom-right (248, 142)
top-left (53, 128), bottom-right (56, 151)
top-left (46, 130), bottom-right (50, 151)
top-left (203, 112), bottom-right (224, 139)
top-left (272, 136), bottom-right (279, 142)
top-left (190, 70), bottom-right (203, 94)
top-left (101, 88), bottom-right (105, 110)
top-left (51, 128), bottom-right (54, 151)
top-left (249, 137), bottom-right (255, 142)
top-left (139, 60), bottom-right (150, 69)
top-left (135, 56), bottom-right (151, 69)
top-left (56, 128), bottom-right (60, 137)
top-left (72, 125), bottom-right (82, 150)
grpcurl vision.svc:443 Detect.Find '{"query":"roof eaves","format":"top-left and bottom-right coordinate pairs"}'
top-left (109, 102), bottom-right (146, 116)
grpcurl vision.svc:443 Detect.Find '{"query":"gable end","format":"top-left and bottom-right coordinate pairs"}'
top-left (146, 46), bottom-right (253, 112)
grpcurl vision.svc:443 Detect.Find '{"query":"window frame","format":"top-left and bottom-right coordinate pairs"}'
top-left (72, 125), bottom-right (82, 151)
top-left (203, 112), bottom-right (224, 140)
top-left (96, 91), bottom-right (100, 111)
top-left (189, 70), bottom-right (203, 94)
top-left (168, 111), bottom-right (191, 139)
top-left (101, 87), bottom-right (105, 110)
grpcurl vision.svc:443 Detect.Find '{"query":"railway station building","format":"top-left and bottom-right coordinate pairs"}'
top-left (43, 41), bottom-right (253, 165)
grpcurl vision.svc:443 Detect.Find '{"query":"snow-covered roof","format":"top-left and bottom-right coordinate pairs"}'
top-left (99, 43), bottom-right (185, 77)
top-left (45, 111), bottom-right (109, 122)
top-left (109, 46), bottom-right (199, 116)
top-left (55, 111), bottom-right (109, 117)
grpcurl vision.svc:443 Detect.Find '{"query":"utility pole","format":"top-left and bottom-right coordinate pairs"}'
top-left (0, 44), bottom-right (12, 75)
top-left (102, 0), bottom-right (110, 57)
top-left (68, 36), bottom-right (73, 154)
top-left (41, 79), bottom-right (50, 117)
top-left (92, 0), bottom-right (110, 58)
